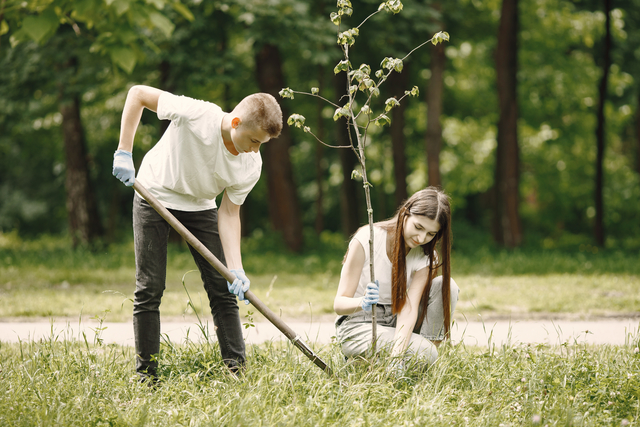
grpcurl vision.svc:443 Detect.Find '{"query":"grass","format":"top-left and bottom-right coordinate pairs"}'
top-left (1, 231), bottom-right (639, 322)
top-left (0, 328), bottom-right (639, 426)
top-left (2, 232), bottom-right (640, 425)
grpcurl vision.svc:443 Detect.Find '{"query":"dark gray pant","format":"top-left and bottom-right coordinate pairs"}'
top-left (132, 194), bottom-right (245, 376)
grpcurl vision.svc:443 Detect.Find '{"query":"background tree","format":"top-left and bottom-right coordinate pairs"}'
top-left (2, 0), bottom-right (192, 247)
top-left (493, 0), bottom-right (522, 248)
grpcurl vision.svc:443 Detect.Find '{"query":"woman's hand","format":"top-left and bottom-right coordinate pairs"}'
top-left (360, 280), bottom-right (379, 312)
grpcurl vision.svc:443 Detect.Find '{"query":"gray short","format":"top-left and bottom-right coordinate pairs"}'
top-left (335, 276), bottom-right (459, 364)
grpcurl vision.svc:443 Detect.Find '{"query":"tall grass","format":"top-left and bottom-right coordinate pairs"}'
top-left (1, 330), bottom-right (639, 426)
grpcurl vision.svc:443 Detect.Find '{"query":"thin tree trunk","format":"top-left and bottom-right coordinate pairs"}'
top-left (60, 94), bottom-right (103, 247)
top-left (335, 72), bottom-right (360, 236)
top-left (494, 0), bottom-right (522, 248)
top-left (255, 43), bottom-right (303, 252)
top-left (389, 64), bottom-right (409, 206)
top-left (636, 89), bottom-right (640, 175)
top-left (315, 65), bottom-right (326, 235)
top-left (595, 0), bottom-right (611, 247)
top-left (426, 41), bottom-right (445, 189)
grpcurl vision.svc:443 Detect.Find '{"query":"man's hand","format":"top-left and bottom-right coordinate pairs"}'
top-left (228, 268), bottom-right (251, 305)
top-left (112, 150), bottom-right (135, 186)
top-left (361, 280), bottom-right (379, 312)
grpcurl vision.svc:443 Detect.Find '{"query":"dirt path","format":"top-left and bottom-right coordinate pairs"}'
top-left (1, 318), bottom-right (638, 347)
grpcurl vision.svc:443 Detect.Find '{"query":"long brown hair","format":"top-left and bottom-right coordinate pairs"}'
top-left (380, 187), bottom-right (452, 339)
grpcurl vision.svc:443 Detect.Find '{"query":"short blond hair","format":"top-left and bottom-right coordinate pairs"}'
top-left (234, 93), bottom-right (283, 138)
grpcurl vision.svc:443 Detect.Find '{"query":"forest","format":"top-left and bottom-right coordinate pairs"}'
top-left (1, 0), bottom-right (639, 254)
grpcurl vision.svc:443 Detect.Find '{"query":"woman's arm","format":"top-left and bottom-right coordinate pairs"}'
top-left (390, 267), bottom-right (429, 357)
top-left (333, 239), bottom-right (367, 315)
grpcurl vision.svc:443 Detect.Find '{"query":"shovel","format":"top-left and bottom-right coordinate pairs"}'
top-left (132, 182), bottom-right (334, 376)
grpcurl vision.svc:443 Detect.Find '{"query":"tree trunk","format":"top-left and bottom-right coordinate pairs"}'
top-left (334, 72), bottom-right (361, 236)
top-left (636, 89), bottom-right (640, 175)
top-left (493, 0), bottom-right (522, 248)
top-left (389, 64), bottom-right (409, 206)
top-left (60, 94), bottom-right (103, 247)
top-left (255, 43), bottom-right (303, 252)
top-left (595, 0), bottom-right (611, 247)
top-left (315, 65), bottom-right (326, 235)
top-left (426, 41), bottom-right (446, 189)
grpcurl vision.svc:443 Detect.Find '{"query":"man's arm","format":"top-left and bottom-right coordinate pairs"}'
top-left (117, 85), bottom-right (164, 151)
top-left (218, 191), bottom-right (243, 271)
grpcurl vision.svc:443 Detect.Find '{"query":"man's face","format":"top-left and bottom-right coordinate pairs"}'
top-left (230, 123), bottom-right (271, 155)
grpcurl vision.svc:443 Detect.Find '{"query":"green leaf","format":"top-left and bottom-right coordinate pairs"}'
top-left (360, 105), bottom-right (371, 115)
top-left (0, 20), bottom-right (9, 37)
top-left (333, 59), bottom-right (351, 75)
top-left (375, 70), bottom-right (384, 78)
top-left (330, 12), bottom-right (341, 25)
top-left (110, 47), bottom-right (137, 74)
top-left (172, 2), bottom-right (195, 21)
top-left (351, 169), bottom-right (362, 180)
top-left (384, 97), bottom-right (400, 112)
top-left (111, 0), bottom-right (131, 16)
top-left (375, 114), bottom-right (391, 126)
top-left (369, 87), bottom-right (380, 97)
top-left (287, 114), bottom-right (306, 128)
top-left (349, 85), bottom-right (357, 94)
top-left (393, 59), bottom-right (403, 73)
top-left (146, 0), bottom-right (166, 9)
top-left (279, 88), bottom-right (295, 99)
top-left (303, 126), bottom-right (311, 133)
top-left (379, 0), bottom-right (403, 14)
top-left (432, 30), bottom-right (450, 45)
top-left (22, 8), bottom-right (59, 44)
top-left (149, 11), bottom-right (175, 37)
top-left (311, 87), bottom-right (319, 95)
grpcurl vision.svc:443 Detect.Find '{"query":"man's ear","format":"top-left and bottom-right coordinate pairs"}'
top-left (231, 117), bottom-right (241, 129)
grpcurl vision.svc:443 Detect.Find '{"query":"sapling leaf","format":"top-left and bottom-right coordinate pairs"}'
top-left (330, 12), bottom-right (341, 25)
top-left (311, 87), bottom-right (319, 95)
top-left (351, 169), bottom-right (362, 180)
top-left (360, 105), bottom-right (372, 115)
top-left (334, 59), bottom-right (351, 74)
top-left (338, 28), bottom-right (359, 46)
top-left (375, 114), bottom-right (391, 126)
top-left (384, 97), bottom-right (400, 112)
top-left (375, 69), bottom-right (384, 78)
top-left (359, 64), bottom-right (371, 75)
top-left (279, 88), bottom-right (295, 99)
top-left (393, 59), bottom-right (404, 72)
top-left (333, 107), bottom-right (350, 121)
top-left (379, 0), bottom-right (403, 14)
top-left (432, 30), bottom-right (450, 45)
top-left (303, 126), bottom-right (311, 133)
top-left (410, 85), bottom-right (419, 96)
top-left (287, 114), bottom-right (306, 128)
top-left (349, 85), bottom-right (358, 94)
top-left (369, 86), bottom-right (380, 97)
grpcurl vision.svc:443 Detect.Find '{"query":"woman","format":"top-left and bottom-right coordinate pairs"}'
top-left (334, 187), bottom-right (459, 367)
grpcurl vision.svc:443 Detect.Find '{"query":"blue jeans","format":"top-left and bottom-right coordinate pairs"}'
top-left (132, 193), bottom-right (245, 376)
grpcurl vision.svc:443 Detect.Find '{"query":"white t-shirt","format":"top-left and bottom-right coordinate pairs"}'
top-left (135, 92), bottom-right (262, 211)
top-left (345, 225), bottom-right (429, 305)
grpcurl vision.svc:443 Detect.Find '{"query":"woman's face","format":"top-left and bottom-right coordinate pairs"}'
top-left (403, 214), bottom-right (441, 250)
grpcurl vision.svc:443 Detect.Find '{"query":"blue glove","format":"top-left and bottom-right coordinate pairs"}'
top-left (361, 280), bottom-right (379, 312)
top-left (228, 269), bottom-right (250, 305)
top-left (112, 149), bottom-right (135, 186)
